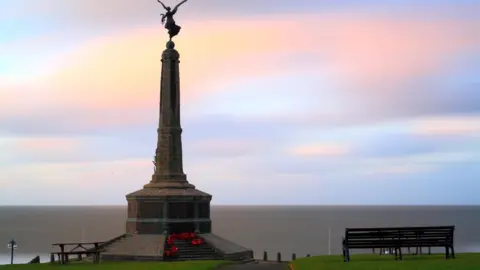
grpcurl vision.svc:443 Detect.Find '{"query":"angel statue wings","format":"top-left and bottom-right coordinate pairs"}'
top-left (158, 0), bottom-right (188, 40)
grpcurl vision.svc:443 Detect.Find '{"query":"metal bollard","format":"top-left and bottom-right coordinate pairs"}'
top-left (50, 254), bottom-right (55, 264)
top-left (263, 251), bottom-right (268, 261)
top-left (292, 253), bottom-right (296, 261)
top-left (277, 252), bottom-right (282, 262)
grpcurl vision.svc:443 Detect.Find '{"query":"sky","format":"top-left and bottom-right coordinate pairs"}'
top-left (0, 0), bottom-right (479, 205)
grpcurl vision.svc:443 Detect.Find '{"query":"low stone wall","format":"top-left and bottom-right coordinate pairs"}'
top-left (223, 250), bottom-right (254, 261)
top-left (101, 234), bottom-right (128, 250)
top-left (201, 233), bottom-right (254, 261)
top-left (85, 233), bottom-right (128, 253)
top-left (100, 234), bottom-right (166, 262)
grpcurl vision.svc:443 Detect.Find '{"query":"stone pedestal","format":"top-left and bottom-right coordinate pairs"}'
top-left (125, 188), bottom-right (212, 235)
top-left (124, 41), bottom-right (212, 235)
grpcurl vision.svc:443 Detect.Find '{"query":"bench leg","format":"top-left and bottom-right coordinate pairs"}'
top-left (428, 247), bottom-right (431, 255)
top-left (445, 246), bottom-right (450, 259)
top-left (450, 245), bottom-right (455, 259)
top-left (345, 249), bottom-right (350, 262)
top-left (394, 248), bottom-right (398, 260)
top-left (399, 248), bottom-right (403, 260)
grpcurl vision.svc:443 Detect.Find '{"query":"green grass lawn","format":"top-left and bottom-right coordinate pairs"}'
top-left (2, 260), bottom-right (227, 270)
top-left (291, 253), bottom-right (480, 270)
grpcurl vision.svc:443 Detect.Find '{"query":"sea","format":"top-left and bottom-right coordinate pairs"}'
top-left (1, 205), bottom-right (479, 265)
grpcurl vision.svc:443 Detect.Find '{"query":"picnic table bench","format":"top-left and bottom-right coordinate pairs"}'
top-left (342, 226), bottom-right (455, 262)
top-left (51, 242), bottom-right (103, 264)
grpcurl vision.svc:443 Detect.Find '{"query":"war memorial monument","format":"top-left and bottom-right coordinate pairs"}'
top-left (100, 0), bottom-right (254, 262)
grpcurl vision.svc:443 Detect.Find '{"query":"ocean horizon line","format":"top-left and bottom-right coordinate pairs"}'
top-left (1, 204), bottom-right (479, 207)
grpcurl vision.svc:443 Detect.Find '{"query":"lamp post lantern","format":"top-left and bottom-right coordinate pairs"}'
top-left (7, 239), bottom-right (17, 265)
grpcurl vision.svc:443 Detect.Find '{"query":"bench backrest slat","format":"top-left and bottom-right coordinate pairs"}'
top-left (343, 226), bottom-right (454, 249)
top-left (346, 226), bottom-right (454, 232)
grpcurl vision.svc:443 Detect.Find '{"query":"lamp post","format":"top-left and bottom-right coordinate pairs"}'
top-left (7, 239), bottom-right (17, 265)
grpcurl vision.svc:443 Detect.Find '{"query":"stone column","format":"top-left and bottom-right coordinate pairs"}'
top-left (143, 41), bottom-right (195, 189)
top-left (155, 42), bottom-right (183, 181)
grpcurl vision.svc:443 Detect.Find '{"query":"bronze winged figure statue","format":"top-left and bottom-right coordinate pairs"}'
top-left (158, 0), bottom-right (188, 40)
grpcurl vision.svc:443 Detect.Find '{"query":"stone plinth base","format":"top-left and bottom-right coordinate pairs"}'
top-left (126, 187), bottom-right (212, 235)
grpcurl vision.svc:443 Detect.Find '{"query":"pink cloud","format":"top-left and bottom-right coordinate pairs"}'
top-left (10, 137), bottom-right (81, 152)
top-left (358, 151), bottom-right (480, 177)
top-left (359, 164), bottom-right (434, 176)
top-left (288, 143), bottom-right (351, 157)
top-left (1, 13), bottom-right (478, 126)
top-left (189, 139), bottom-right (261, 157)
top-left (410, 115), bottom-right (480, 137)
top-left (0, 158), bottom-right (149, 188)
top-left (0, 137), bottom-right (85, 162)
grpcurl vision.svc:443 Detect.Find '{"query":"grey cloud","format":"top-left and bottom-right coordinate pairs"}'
top-left (0, 135), bottom-right (153, 166)
top-left (297, 82), bottom-right (480, 129)
top-left (370, 81), bottom-right (480, 121)
top-left (7, 0), bottom-right (477, 37)
top-left (0, 107), bottom-right (156, 136)
top-left (0, 114), bottom-right (291, 165)
top-left (5, 0), bottom-right (320, 35)
top-left (5, 0), bottom-right (361, 26)
top-left (353, 132), bottom-right (444, 158)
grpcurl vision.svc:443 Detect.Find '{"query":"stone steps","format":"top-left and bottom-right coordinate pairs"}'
top-left (166, 238), bottom-right (222, 261)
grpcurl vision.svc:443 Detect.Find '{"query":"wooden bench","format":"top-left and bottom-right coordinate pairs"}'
top-left (342, 226), bottom-right (455, 262)
top-left (51, 242), bottom-right (103, 264)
